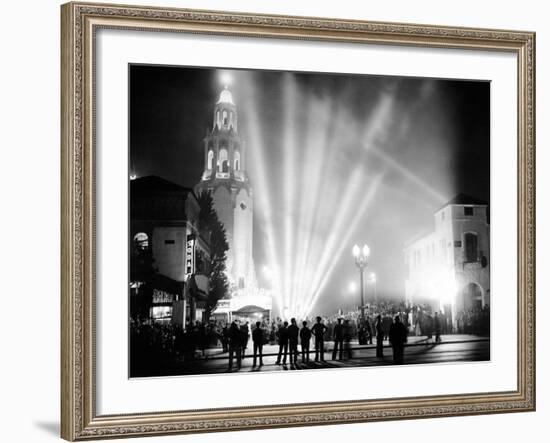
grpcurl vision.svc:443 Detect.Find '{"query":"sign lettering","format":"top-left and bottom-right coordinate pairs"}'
top-left (186, 235), bottom-right (196, 275)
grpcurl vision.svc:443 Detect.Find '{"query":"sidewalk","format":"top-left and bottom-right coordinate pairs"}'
top-left (189, 334), bottom-right (488, 361)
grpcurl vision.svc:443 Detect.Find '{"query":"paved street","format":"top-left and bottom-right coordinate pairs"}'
top-left (144, 335), bottom-right (489, 377)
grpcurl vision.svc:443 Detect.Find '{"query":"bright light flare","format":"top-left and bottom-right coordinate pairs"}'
top-left (422, 264), bottom-right (457, 305)
top-left (241, 73), bottom-right (450, 321)
top-left (219, 71), bottom-right (233, 87)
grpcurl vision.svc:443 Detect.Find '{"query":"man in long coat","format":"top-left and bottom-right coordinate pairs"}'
top-left (287, 318), bottom-right (300, 365)
top-left (276, 321), bottom-right (289, 365)
top-left (252, 321), bottom-right (264, 367)
top-left (389, 315), bottom-right (408, 364)
top-left (332, 318), bottom-right (344, 360)
top-left (311, 316), bottom-right (327, 362)
top-left (300, 321), bottom-right (312, 363)
top-left (227, 321), bottom-right (242, 370)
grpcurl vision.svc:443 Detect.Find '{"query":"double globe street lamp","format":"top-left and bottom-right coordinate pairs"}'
top-left (352, 244), bottom-right (370, 324)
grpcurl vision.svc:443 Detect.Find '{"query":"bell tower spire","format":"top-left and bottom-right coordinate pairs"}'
top-left (195, 81), bottom-right (255, 296)
top-left (198, 84), bottom-right (246, 182)
top-left (213, 86), bottom-right (238, 132)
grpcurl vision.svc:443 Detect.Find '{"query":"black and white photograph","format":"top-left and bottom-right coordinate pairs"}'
top-left (129, 64), bottom-right (490, 378)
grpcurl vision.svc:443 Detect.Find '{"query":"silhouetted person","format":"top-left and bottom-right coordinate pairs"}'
top-left (424, 312), bottom-right (434, 341)
top-left (300, 321), bottom-right (312, 363)
top-left (240, 322), bottom-right (249, 355)
top-left (434, 311), bottom-right (442, 343)
top-left (252, 321), bottom-right (264, 367)
top-left (312, 316), bottom-right (327, 362)
top-left (228, 321), bottom-right (242, 370)
top-left (288, 318), bottom-right (299, 365)
top-left (389, 315), bottom-right (408, 364)
top-left (276, 321), bottom-right (289, 365)
top-left (365, 317), bottom-right (373, 344)
top-left (343, 319), bottom-right (353, 359)
top-left (221, 324), bottom-right (229, 352)
top-left (332, 318), bottom-right (344, 360)
top-left (375, 314), bottom-right (384, 358)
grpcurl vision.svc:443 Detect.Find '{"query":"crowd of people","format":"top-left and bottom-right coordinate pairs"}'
top-left (130, 301), bottom-right (490, 373)
top-left (232, 314), bottom-right (409, 369)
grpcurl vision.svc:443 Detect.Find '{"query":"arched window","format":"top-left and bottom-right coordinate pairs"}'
top-left (133, 232), bottom-right (149, 251)
top-left (207, 150), bottom-right (214, 170)
top-left (222, 110), bottom-right (228, 126)
top-left (234, 151), bottom-right (240, 171)
top-left (464, 232), bottom-right (478, 263)
top-left (216, 111), bottom-right (220, 128)
top-left (218, 148), bottom-right (228, 173)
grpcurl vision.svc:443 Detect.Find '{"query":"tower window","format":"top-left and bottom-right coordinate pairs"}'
top-left (207, 150), bottom-right (213, 170)
top-left (234, 151), bottom-right (241, 171)
top-left (222, 110), bottom-right (228, 126)
top-left (464, 232), bottom-right (478, 263)
top-left (240, 201), bottom-right (247, 210)
top-left (464, 206), bottom-right (474, 216)
top-left (218, 149), bottom-right (228, 173)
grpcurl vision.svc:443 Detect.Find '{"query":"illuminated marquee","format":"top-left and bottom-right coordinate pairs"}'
top-left (152, 288), bottom-right (175, 304)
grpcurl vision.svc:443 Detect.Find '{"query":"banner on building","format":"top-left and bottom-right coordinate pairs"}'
top-left (186, 234), bottom-right (195, 275)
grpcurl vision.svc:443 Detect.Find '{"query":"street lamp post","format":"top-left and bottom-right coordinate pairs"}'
top-left (352, 244), bottom-right (370, 324)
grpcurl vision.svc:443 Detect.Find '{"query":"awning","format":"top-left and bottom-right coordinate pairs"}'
top-left (188, 273), bottom-right (210, 300)
top-left (234, 305), bottom-right (270, 315)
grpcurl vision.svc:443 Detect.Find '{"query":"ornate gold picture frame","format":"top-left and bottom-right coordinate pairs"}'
top-left (61, 2), bottom-right (535, 440)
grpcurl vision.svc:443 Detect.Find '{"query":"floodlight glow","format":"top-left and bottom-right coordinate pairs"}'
top-left (283, 307), bottom-right (290, 319)
top-left (240, 90), bottom-right (284, 311)
top-left (369, 145), bottom-right (447, 204)
top-left (419, 264), bottom-right (457, 307)
top-left (304, 175), bottom-right (383, 316)
top-left (282, 75), bottom-right (297, 316)
top-left (239, 73), bottom-right (450, 320)
top-left (220, 71), bottom-right (233, 87)
top-left (369, 272), bottom-right (376, 283)
top-left (348, 282), bottom-right (357, 293)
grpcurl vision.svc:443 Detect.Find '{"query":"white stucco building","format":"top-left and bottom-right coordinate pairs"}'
top-left (404, 194), bottom-right (490, 327)
top-left (130, 176), bottom-right (211, 323)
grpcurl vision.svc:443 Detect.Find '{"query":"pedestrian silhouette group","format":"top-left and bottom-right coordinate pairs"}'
top-left (227, 314), bottom-right (409, 371)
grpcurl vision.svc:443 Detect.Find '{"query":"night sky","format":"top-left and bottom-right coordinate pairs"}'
top-left (130, 64), bottom-right (489, 315)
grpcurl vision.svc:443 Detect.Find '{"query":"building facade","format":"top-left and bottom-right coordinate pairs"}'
top-left (404, 194), bottom-right (490, 328)
top-left (195, 85), bottom-right (271, 320)
top-left (130, 176), bottom-right (211, 324)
